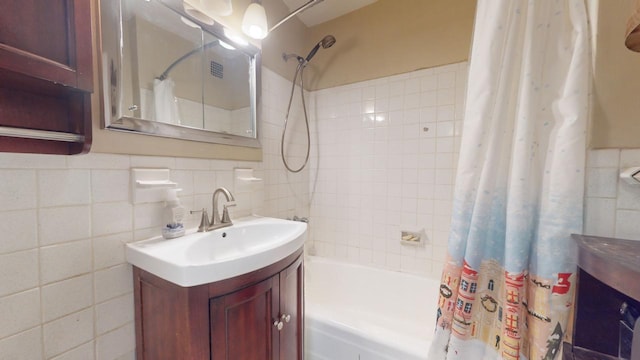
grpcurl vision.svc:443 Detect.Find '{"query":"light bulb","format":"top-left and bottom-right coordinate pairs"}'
top-left (242, 2), bottom-right (268, 40)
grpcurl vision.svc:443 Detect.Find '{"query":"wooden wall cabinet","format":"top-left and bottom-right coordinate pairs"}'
top-left (133, 249), bottom-right (304, 360)
top-left (0, 0), bottom-right (93, 154)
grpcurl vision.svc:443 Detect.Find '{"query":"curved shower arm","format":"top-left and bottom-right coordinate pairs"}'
top-left (157, 40), bottom-right (220, 80)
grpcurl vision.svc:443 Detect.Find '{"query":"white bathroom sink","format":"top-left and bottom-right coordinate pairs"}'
top-left (126, 216), bottom-right (307, 287)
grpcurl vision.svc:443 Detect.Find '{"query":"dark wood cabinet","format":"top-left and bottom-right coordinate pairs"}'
top-left (133, 249), bottom-right (304, 360)
top-left (0, 0), bottom-right (93, 154)
top-left (279, 254), bottom-right (304, 360)
top-left (210, 277), bottom-right (278, 359)
top-left (210, 255), bottom-right (303, 360)
top-left (564, 235), bottom-right (640, 360)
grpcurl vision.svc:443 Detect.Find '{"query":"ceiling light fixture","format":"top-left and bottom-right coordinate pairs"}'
top-left (242, 1), bottom-right (268, 40)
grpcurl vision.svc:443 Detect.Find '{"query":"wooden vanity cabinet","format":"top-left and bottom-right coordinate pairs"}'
top-left (133, 249), bottom-right (304, 360)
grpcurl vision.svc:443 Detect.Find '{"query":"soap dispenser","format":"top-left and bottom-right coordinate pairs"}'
top-left (161, 188), bottom-right (185, 239)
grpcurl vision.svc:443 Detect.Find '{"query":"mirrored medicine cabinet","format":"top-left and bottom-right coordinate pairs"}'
top-left (99, 0), bottom-right (261, 147)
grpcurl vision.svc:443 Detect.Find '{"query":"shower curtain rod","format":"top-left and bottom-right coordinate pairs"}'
top-left (157, 40), bottom-right (220, 81)
top-left (269, 0), bottom-right (324, 33)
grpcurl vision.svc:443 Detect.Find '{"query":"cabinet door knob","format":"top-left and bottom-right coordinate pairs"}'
top-left (273, 320), bottom-right (283, 331)
top-left (282, 314), bottom-right (291, 323)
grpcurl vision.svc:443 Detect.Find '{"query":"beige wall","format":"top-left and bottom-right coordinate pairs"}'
top-left (305, 0), bottom-right (477, 90)
top-left (591, 0), bottom-right (640, 148)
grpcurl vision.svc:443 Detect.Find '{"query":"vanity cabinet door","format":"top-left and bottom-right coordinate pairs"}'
top-left (279, 255), bottom-right (303, 360)
top-left (210, 275), bottom-right (280, 360)
top-left (133, 268), bottom-right (210, 360)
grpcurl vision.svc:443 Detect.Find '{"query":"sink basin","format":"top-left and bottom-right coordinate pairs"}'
top-left (126, 216), bottom-right (307, 287)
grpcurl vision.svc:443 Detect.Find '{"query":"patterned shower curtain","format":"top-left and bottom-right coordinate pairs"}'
top-left (428, 1), bottom-right (589, 359)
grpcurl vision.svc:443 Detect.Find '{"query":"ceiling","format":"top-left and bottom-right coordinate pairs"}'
top-left (280, 0), bottom-right (378, 27)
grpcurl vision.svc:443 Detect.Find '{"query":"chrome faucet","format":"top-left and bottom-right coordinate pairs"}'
top-left (209, 187), bottom-right (236, 230)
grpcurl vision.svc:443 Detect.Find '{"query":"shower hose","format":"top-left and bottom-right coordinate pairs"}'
top-left (281, 60), bottom-right (311, 173)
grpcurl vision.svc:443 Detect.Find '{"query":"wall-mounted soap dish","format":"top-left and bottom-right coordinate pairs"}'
top-left (621, 167), bottom-right (640, 186)
top-left (234, 168), bottom-right (263, 192)
top-left (131, 168), bottom-right (177, 204)
top-left (400, 230), bottom-right (425, 246)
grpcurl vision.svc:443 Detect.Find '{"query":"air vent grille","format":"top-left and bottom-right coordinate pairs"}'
top-left (210, 61), bottom-right (223, 79)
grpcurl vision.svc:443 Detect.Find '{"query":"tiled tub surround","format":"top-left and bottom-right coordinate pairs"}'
top-left (307, 62), bottom-right (468, 279)
top-left (0, 153), bottom-right (265, 359)
top-left (584, 148), bottom-right (640, 240)
top-left (260, 67), bottom-right (311, 221)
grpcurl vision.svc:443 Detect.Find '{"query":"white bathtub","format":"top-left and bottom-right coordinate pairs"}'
top-left (304, 256), bottom-right (439, 360)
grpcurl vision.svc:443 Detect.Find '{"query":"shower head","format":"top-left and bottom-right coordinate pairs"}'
top-left (320, 35), bottom-right (337, 48)
top-left (305, 35), bottom-right (336, 62)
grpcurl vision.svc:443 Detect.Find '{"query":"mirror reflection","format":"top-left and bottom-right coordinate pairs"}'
top-left (100, 0), bottom-right (260, 146)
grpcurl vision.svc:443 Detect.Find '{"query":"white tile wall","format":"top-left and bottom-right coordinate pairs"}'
top-left (307, 62), bottom-right (468, 278)
top-left (38, 206), bottom-right (91, 246)
top-left (0, 250), bottom-right (39, 297)
top-left (260, 68), bottom-right (311, 220)
top-left (0, 170), bottom-right (37, 211)
top-left (40, 240), bottom-right (92, 285)
top-left (584, 148), bottom-right (640, 240)
top-left (42, 309), bottom-right (94, 359)
top-left (0, 152), bottom-right (265, 359)
top-left (0, 327), bottom-right (43, 359)
top-left (41, 275), bottom-right (93, 323)
top-left (0, 288), bottom-right (41, 339)
top-left (95, 294), bottom-right (134, 335)
top-left (50, 341), bottom-right (94, 360)
top-left (38, 170), bottom-right (92, 207)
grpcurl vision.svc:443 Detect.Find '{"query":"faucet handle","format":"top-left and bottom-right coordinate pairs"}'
top-left (221, 203), bottom-right (236, 224)
top-left (190, 208), bottom-right (210, 232)
top-left (292, 215), bottom-right (309, 223)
